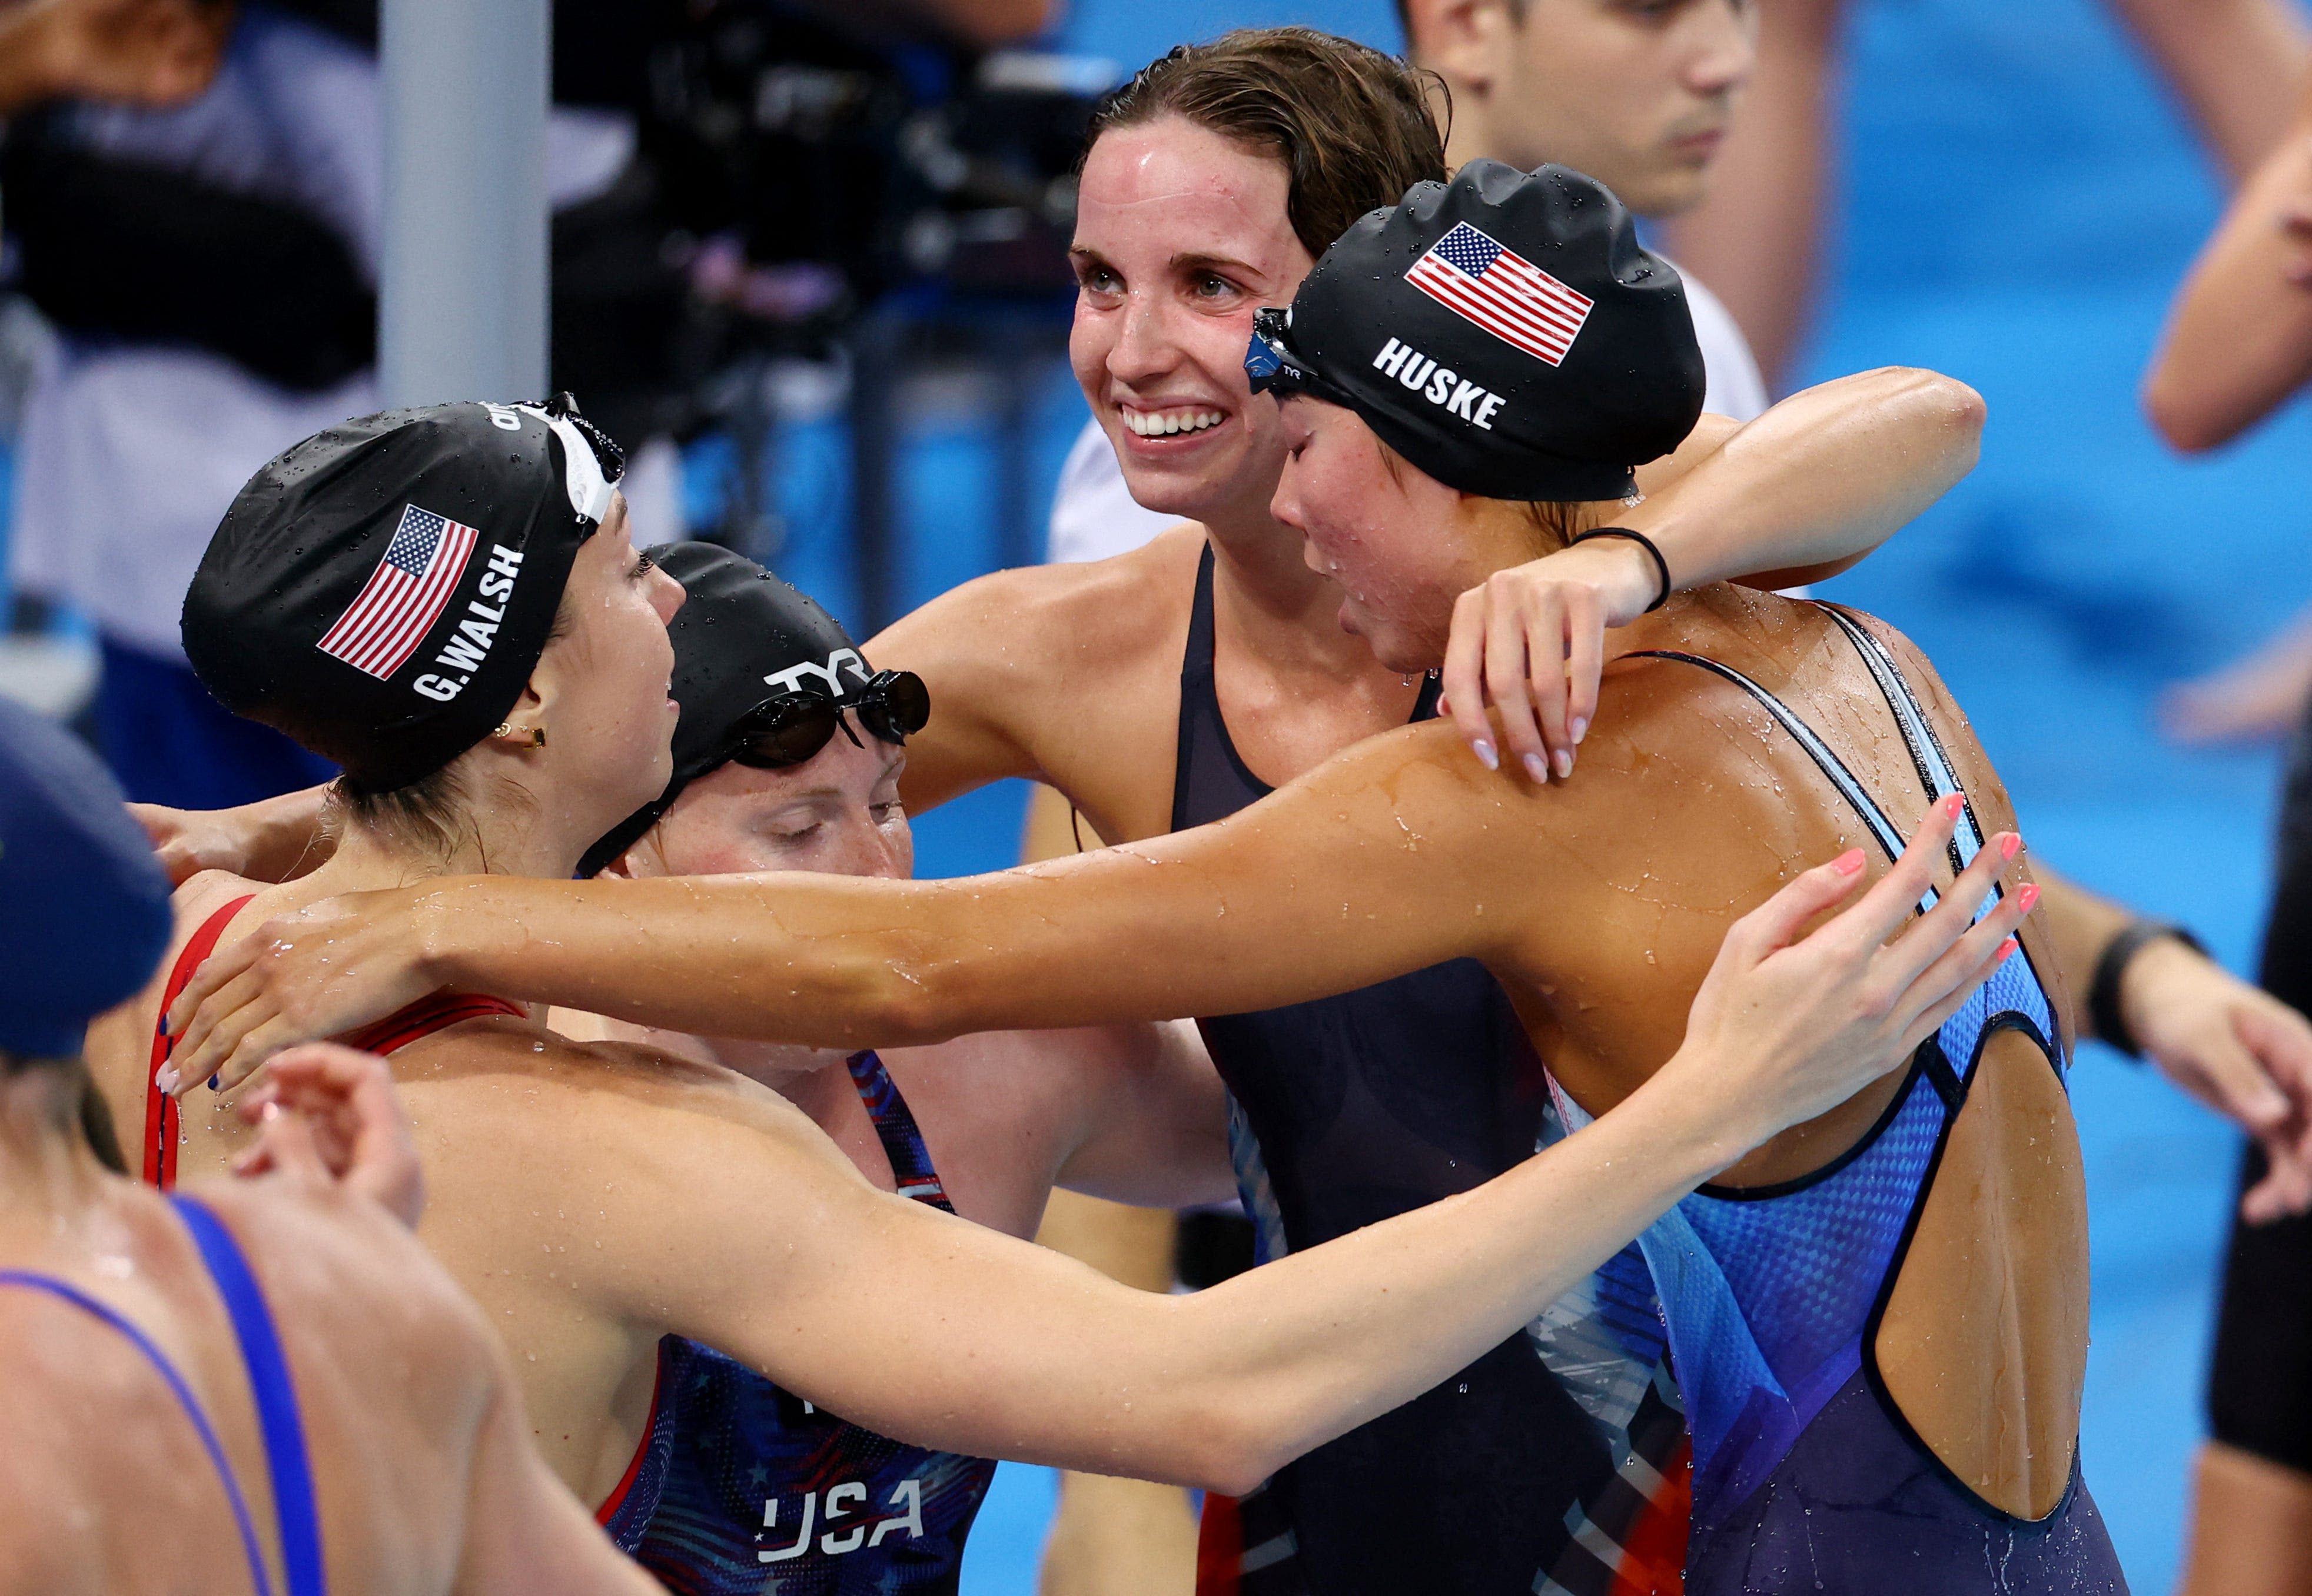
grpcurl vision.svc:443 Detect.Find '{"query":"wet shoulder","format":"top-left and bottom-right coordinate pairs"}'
top-left (873, 523), bottom-right (1205, 687)
top-left (178, 1176), bottom-right (505, 1547)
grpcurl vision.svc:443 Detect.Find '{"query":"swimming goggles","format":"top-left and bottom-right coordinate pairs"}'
top-left (1244, 307), bottom-right (1360, 409)
top-left (720, 669), bottom-right (932, 769)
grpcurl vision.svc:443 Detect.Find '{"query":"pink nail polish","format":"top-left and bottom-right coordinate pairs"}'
top-left (1833, 847), bottom-right (1866, 876)
top-left (2017, 883), bottom-right (2039, 913)
top-left (1941, 793), bottom-right (1964, 819)
top-left (1999, 834), bottom-right (2020, 861)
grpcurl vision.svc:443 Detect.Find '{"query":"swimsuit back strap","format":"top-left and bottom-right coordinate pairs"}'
top-left (171, 1195), bottom-right (327, 1596)
top-left (0, 1268), bottom-right (277, 1596)
top-left (338, 992), bottom-right (527, 1056)
top-left (1623, 649), bottom-right (1936, 913)
top-left (1818, 606), bottom-right (1987, 867)
top-left (845, 1051), bottom-right (956, 1212)
top-left (147, 895), bottom-right (258, 1188)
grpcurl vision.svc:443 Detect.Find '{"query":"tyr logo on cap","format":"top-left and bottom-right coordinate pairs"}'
top-left (764, 647), bottom-right (872, 697)
top-left (1404, 221), bottom-right (1595, 368)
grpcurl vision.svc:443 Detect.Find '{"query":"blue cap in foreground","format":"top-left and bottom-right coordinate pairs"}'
top-left (0, 699), bottom-right (172, 1057)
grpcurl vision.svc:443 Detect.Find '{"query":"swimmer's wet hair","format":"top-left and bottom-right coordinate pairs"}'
top-left (1088, 28), bottom-right (1449, 262)
top-left (0, 1050), bottom-right (129, 1176)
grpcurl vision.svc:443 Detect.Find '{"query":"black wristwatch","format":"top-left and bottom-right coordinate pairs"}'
top-left (2088, 920), bottom-right (2210, 1059)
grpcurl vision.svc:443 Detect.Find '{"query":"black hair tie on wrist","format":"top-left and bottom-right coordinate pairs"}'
top-left (2089, 919), bottom-right (2209, 1060)
top-left (1570, 527), bottom-right (1672, 614)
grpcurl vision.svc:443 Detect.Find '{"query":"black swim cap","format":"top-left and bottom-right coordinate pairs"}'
top-left (577, 543), bottom-right (878, 876)
top-left (1245, 160), bottom-right (1706, 501)
top-left (183, 397), bottom-right (623, 793)
top-left (0, 700), bottom-right (172, 1058)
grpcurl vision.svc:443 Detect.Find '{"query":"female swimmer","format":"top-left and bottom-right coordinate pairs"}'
top-left (112, 394), bottom-right (2024, 1592)
top-left (169, 170), bottom-right (2106, 1592)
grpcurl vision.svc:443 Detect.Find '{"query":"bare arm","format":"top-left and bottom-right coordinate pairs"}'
top-left (864, 548), bottom-right (1183, 815)
top-left (556, 832), bottom-right (2019, 1489)
top-left (0, 0), bottom-right (231, 118)
top-left (1445, 366), bottom-right (1985, 780)
top-left (2037, 868), bottom-right (2312, 1219)
top-left (453, 1352), bottom-right (665, 1596)
top-left (134, 784), bottom-right (335, 887)
top-left (1049, 1019), bottom-right (1235, 1210)
top-left (2144, 102), bottom-right (2312, 450)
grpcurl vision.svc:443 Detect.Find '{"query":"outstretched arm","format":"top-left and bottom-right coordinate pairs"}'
top-left (2036, 869), bottom-right (2312, 1220)
top-left (2145, 91), bottom-right (2312, 450)
top-left (1446, 365), bottom-right (1985, 782)
top-left (172, 723), bottom-right (1564, 1066)
top-left (561, 824), bottom-right (2022, 1487)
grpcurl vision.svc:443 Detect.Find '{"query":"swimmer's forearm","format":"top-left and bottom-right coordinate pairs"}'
top-left (2145, 120), bottom-right (2312, 450)
top-left (2031, 870), bottom-right (2130, 1045)
top-left (1141, 1071), bottom-right (1736, 1484)
top-left (417, 792), bottom-right (1489, 1050)
top-left (804, 1056), bottom-right (1750, 1488)
top-left (1630, 367), bottom-right (1984, 591)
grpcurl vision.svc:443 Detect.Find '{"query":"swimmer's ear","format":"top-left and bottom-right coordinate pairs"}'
top-left (1404, 0), bottom-right (1508, 91)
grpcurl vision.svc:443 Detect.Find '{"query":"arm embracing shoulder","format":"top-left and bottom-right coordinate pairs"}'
top-left (1629, 367), bottom-right (1984, 591)
top-left (428, 721), bottom-right (1545, 1046)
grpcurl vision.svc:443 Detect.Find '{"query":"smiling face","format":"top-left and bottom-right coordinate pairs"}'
top-left (1271, 395), bottom-right (1493, 673)
top-left (1069, 117), bottom-right (1317, 527)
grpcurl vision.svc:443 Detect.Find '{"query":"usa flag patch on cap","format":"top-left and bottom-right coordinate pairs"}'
top-left (1405, 222), bottom-right (1595, 367)
top-left (315, 504), bottom-right (480, 680)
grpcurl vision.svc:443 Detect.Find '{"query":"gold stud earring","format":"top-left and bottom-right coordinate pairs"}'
top-left (494, 723), bottom-right (547, 749)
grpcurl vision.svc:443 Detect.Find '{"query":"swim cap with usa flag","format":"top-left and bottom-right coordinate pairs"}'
top-left (183, 395), bottom-right (622, 793)
top-left (1245, 160), bottom-right (1706, 501)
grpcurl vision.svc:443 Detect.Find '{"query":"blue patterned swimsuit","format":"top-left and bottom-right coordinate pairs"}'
top-left (1550, 607), bottom-right (2128, 1594)
top-left (599, 1050), bottom-right (997, 1594)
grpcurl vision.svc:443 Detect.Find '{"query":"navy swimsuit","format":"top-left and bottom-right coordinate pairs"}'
top-left (1178, 546), bottom-right (1688, 1596)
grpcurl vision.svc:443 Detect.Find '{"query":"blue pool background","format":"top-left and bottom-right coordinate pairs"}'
top-left (2, 0), bottom-right (2296, 1582)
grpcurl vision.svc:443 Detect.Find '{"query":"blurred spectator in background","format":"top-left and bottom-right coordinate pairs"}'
top-left (2142, 75), bottom-right (2312, 1596)
top-left (0, 0), bottom-right (672, 809)
top-left (1401, 0), bottom-right (1768, 420)
top-left (1660, 0), bottom-right (2308, 390)
top-left (2145, 93), bottom-right (2312, 747)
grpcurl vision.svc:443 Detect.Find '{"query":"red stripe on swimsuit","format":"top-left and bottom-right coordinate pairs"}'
top-left (144, 893), bottom-right (524, 1190)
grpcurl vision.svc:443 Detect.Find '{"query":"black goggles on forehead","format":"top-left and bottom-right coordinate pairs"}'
top-left (719, 669), bottom-right (931, 770)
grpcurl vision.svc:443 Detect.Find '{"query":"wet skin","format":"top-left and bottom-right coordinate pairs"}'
top-left (256, 585), bottom-right (2080, 1512)
top-left (103, 508), bottom-right (2025, 1526)
top-left (0, 1056), bottom-right (663, 1596)
top-left (564, 734), bottom-right (1231, 1246)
